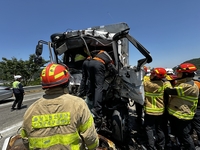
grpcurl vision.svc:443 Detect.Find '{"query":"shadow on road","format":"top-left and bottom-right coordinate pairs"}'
top-left (0, 99), bottom-right (14, 104)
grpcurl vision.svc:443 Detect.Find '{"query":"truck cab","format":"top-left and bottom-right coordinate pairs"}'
top-left (35, 22), bottom-right (152, 105)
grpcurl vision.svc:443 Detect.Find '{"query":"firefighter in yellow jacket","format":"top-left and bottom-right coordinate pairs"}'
top-left (165, 63), bottom-right (199, 150)
top-left (20, 63), bottom-right (99, 150)
top-left (143, 67), bottom-right (172, 150)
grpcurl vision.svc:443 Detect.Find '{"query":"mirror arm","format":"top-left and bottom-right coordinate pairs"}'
top-left (48, 42), bottom-right (54, 63)
top-left (38, 40), bottom-right (48, 45)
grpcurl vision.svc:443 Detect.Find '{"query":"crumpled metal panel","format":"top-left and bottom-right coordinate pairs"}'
top-left (117, 67), bottom-right (145, 105)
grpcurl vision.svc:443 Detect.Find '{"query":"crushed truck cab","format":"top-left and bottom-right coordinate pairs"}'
top-left (35, 22), bottom-right (152, 105)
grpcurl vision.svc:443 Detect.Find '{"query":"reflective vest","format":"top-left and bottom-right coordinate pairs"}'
top-left (21, 87), bottom-right (99, 150)
top-left (74, 54), bottom-right (86, 62)
top-left (12, 81), bottom-right (22, 94)
top-left (144, 80), bottom-right (172, 115)
top-left (168, 78), bottom-right (199, 120)
top-left (13, 81), bottom-right (20, 88)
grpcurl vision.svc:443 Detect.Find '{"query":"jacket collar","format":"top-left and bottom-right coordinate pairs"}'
top-left (176, 77), bottom-right (193, 84)
top-left (45, 86), bottom-right (69, 95)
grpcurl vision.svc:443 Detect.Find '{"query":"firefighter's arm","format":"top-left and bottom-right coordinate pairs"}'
top-left (107, 63), bottom-right (118, 74)
top-left (164, 87), bottom-right (178, 95)
top-left (20, 105), bottom-right (35, 149)
top-left (78, 101), bottom-right (99, 150)
top-left (19, 83), bottom-right (24, 94)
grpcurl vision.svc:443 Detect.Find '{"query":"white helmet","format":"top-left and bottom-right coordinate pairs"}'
top-left (14, 75), bottom-right (22, 80)
top-left (165, 68), bottom-right (174, 75)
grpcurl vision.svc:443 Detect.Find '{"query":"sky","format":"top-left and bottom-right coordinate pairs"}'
top-left (0, 0), bottom-right (200, 68)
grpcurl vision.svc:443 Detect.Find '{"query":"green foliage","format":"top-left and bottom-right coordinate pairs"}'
top-left (184, 57), bottom-right (200, 69)
top-left (0, 54), bottom-right (49, 86)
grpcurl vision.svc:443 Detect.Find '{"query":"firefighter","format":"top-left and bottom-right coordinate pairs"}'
top-left (11, 75), bottom-right (24, 110)
top-left (20, 63), bottom-right (99, 150)
top-left (165, 63), bottom-right (199, 150)
top-left (143, 67), bottom-right (172, 150)
top-left (87, 50), bottom-right (115, 118)
top-left (191, 79), bottom-right (200, 147)
top-left (163, 74), bottom-right (177, 146)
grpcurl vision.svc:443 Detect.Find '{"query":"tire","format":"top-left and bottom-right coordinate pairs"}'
top-left (112, 110), bottom-right (123, 142)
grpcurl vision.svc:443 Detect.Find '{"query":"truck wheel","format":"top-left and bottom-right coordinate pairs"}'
top-left (112, 110), bottom-right (123, 142)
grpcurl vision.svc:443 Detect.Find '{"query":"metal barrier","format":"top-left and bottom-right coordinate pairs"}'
top-left (23, 85), bottom-right (42, 92)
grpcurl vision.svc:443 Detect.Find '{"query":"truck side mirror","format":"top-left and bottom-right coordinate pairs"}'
top-left (35, 44), bottom-right (43, 56)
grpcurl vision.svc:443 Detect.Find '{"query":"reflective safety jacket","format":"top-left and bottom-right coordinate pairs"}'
top-left (21, 87), bottom-right (99, 150)
top-left (144, 80), bottom-right (172, 115)
top-left (194, 80), bottom-right (200, 108)
top-left (167, 77), bottom-right (199, 120)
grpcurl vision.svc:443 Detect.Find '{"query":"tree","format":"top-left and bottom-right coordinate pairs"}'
top-left (0, 54), bottom-right (49, 86)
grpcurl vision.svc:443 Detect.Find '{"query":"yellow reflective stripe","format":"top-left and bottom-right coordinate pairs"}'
top-left (177, 96), bottom-right (198, 115)
top-left (145, 91), bottom-right (164, 113)
top-left (157, 86), bottom-right (164, 93)
top-left (29, 132), bottom-right (80, 149)
top-left (168, 108), bottom-right (194, 120)
top-left (41, 68), bottom-right (46, 77)
top-left (32, 112), bottom-right (70, 128)
top-left (49, 64), bottom-right (58, 76)
top-left (191, 101), bottom-right (198, 113)
top-left (145, 92), bottom-right (163, 96)
top-left (71, 139), bottom-right (80, 150)
top-left (55, 71), bottom-right (65, 79)
top-left (144, 107), bottom-right (164, 113)
top-left (20, 128), bottom-right (27, 138)
top-left (78, 115), bottom-right (94, 132)
top-left (168, 95), bottom-right (198, 120)
top-left (175, 87), bottom-right (184, 96)
top-left (87, 138), bottom-right (99, 150)
top-left (163, 83), bottom-right (171, 89)
top-left (180, 96), bottom-right (198, 102)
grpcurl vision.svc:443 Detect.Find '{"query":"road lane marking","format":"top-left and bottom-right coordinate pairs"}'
top-left (0, 121), bottom-right (22, 135)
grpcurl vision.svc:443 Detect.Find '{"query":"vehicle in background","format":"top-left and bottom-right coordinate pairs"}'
top-left (0, 86), bottom-right (13, 101)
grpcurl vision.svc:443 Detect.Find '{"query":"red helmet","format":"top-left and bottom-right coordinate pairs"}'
top-left (176, 63), bottom-right (197, 73)
top-left (41, 63), bottom-right (70, 89)
top-left (150, 68), bottom-right (167, 79)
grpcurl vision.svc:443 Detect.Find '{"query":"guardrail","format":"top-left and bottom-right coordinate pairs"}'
top-left (23, 85), bottom-right (42, 92)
